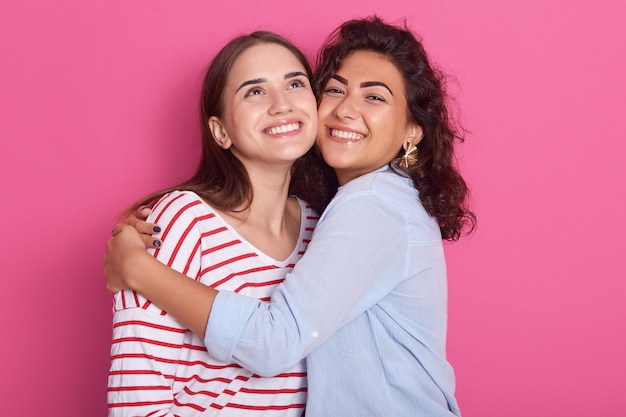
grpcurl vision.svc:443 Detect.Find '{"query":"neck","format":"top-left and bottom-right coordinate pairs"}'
top-left (229, 162), bottom-right (294, 230)
top-left (335, 163), bottom-right (390, 186)
top-left (218, 162), bottom-right (301, 261)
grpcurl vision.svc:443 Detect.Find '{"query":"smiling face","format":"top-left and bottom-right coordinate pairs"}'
top-left (316, 50), bottom-right (421, 184)
top-left (209, 43), bottom-right (318, 171)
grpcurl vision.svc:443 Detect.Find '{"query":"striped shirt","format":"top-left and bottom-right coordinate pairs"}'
top-left (108, 190), bottom-right (318, 416)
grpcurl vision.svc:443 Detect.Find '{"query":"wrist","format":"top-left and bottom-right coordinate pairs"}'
top-left (124, 249), bottom-right (153, 292)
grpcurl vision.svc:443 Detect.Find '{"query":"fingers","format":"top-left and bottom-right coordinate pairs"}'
top-left (124, 207), bottom-right (161, 236)
top-left (135, 206), bottom-right (152, 220)
top-left (111, 223), bottom-right (161, 249)
top-left (143, 234), bottom-right (162, 249)
top-left (111, 223), bottom-right (126, 237)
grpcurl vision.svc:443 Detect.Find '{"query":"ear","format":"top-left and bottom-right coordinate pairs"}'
top-left (208, 116), bottom-right (232, 149)
top-left (406, 123), bottom-right (424, 146)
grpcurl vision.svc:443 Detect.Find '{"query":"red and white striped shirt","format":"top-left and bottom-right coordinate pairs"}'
top-left (108, 190), bottom-right (318, 416)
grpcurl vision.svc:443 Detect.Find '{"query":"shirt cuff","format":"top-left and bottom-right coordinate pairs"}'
top-left (204, 290), bottom-right (259, 362)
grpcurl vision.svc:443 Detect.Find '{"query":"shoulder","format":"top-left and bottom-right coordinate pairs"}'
top-left (331, 168), bottom-right (415, 210)
top-left (293, 197), bottom-right (319, 241)
top-left (148, 190), bottom-right (216, 222)
top-left (330, 168), bottom-right (441, 244)
top-left (294, 197), bottom-right (320, 220)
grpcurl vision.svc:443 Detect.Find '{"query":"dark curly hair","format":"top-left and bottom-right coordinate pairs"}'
top-left (312, 16), bottom-right (476, 241)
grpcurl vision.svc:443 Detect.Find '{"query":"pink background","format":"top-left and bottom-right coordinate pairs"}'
top-left (2, 1), bottom-right (624, 415)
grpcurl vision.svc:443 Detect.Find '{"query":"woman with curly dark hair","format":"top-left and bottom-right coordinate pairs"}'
top-left (309, 16), bottom-right (474, 241)
top-left (105, 16), bottom-right (475, 416)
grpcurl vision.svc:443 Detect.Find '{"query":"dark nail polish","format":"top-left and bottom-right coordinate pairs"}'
top-left (153, 240), bottom-right (162, 248)
top-left (153, 226), bottom-right (161, 233)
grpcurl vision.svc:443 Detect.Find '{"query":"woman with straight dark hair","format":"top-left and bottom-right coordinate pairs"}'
top-left (107, 31), bottom-right (322, 416)
top-left (106, 16), bottom-right (475, 416)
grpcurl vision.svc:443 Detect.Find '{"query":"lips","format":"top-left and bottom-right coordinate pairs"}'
top-left (264, 122), bottom-right (301, 135)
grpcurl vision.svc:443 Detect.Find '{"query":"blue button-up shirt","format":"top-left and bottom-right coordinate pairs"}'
top-left (206, 166), bottom-right (461, 416)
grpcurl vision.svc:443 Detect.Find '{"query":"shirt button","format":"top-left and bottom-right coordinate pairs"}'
top-left (312, 331), bottom-right (319, 338)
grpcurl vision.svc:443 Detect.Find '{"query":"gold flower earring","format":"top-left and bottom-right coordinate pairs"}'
top-left (399, 139), bottom-right (418, 168)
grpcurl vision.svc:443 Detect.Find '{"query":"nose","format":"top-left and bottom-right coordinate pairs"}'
top-left (268, 91), bottom-right (292, 115)
top-left (333, 95), bottom-right (359, 120)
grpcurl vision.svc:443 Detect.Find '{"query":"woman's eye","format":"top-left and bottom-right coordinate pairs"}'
top-left (367, 95), bottom-right (385, 102)
top-left (245, 87), bottom-right (263, 97)
top-left (288, 79), bottom-right (306, 89)
top-left (324, 87), bottom-right (344, 95)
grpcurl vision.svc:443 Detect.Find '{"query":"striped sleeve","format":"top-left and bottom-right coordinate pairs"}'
top-left (112, 191), bottom-right (207, 313)
top-left (108, 309), bottom-right (186, 416)
top-left (108, 191), bottom-right (206, 416)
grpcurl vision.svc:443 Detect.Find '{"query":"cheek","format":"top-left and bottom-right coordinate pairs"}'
top-left (371, 109), bottom-right (402, 138)
top-left (316, 98), bottom-right (335, 119)
top-left (230, 102), bottom-right (260, 124)
top-left (306, 101), bottom-right (319, 122)
top-left (296, 91), bottom-right (318, 116)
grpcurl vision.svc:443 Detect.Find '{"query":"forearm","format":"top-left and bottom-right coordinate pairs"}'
top-left (204, 193), bottom-right (409, 372)
top-left (127, 250), bottom-right (216, 338)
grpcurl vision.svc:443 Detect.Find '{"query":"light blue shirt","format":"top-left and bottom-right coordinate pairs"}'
top-left (206, 166), bottom-right (461, 416)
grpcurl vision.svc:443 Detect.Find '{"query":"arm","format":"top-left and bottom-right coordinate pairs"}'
top-left (106, 203), bottom-right (214, 336)
top-left (106, 192), bottom-right (213, 415)
top-left (205, 193), bottom-right (410, 374)
top-left (106, 236), bottom-right (214, 337)
top-left (108, 307), bottom-right (186, 416)
top-left (106, 187), bottom-right (409, 374)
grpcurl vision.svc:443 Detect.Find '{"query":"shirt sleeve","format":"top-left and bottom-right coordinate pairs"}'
top-left (146, 191), bottom-right (205, 282)
top-left (108, 191), bottom-right (204, 415)
top-left (108, 309), bottom-right (186, 417)
top-left (205, 192), bottom-right (410, 376)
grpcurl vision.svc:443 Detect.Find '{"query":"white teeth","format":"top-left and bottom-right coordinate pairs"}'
top-left (266, 123), bottom-right (300, 135)
top-left (330, 129), bottom-right (363, 140)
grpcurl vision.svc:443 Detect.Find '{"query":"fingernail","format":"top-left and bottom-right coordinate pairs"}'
top-left (153, 240), bottom-right (162, 248)
top-left (153, 226), bottom-right (161, 233)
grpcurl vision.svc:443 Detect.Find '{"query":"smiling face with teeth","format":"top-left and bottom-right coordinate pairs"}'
top-left (208, 43), bottom-right (318, 171)
top-left (316, 50), bottom-right (421, 185)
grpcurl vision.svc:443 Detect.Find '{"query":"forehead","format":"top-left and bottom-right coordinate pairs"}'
top-left (335, 50), bottom-right (405, 89)
top-left (227, 43), bottom-right (306, 84)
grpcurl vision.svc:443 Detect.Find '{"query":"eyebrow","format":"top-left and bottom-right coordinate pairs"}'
top-left (236, 71), bottom-right (309, 93)
top-left (361, 81), bottom-right (393, 95)
top-left (332, 74), bottom-right (348, 85)
top-left (330, 74), bottom-right (393, 95)
top-left (286, 71), bottom-right (308, 80)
